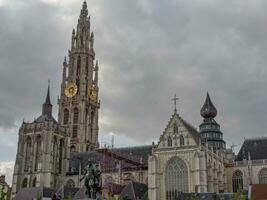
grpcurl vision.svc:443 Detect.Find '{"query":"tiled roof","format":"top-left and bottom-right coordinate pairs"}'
top-left (251, 184), bottom-right (267, 200)
top-left (120, 181), bottom-right (148, 200)
top-left (236, 137), bottom-right (267, 161)
top-left (67, 146), bottom-right (152, 175)
top-left (55, 186), bottom-right (79, 198)
top-left (34, 114), bottom-right (57, 123)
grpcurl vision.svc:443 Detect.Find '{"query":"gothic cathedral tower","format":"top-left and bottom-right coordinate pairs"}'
top-left (58, 1), bottom-right (100, 153)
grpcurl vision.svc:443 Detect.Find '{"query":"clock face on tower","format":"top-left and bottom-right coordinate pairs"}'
top-left (65, 82), bottom-right (78, 98)
top-left (88, 84), bottom-right (97, 101)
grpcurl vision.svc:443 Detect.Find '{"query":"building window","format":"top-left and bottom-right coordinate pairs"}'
top-left (73, 108), bottom-right (79, 138)
top-left (259, 168), bottom-right (267, 184)
top-left (73, 125), bottom-right (78, 138)
top-left (35, 136), bottom-right (42, 171)
top-left (22, 178), bottom-right (28, 188)
top-left (24, 137), bottom-right (32, 172)
top-left (232, 170), bottom-right (243, 192)
top-left (63, 109), bottom-right (69, 125)
top-left (59, 139), bottom-right (64, 174)
top-left (32, 177), bottom-right (37, 187)
top-left (165, 157), bottom-right (188, 200)
top-left (77, 56), bottom-right (81, 76)
top-left (180, 135), bottom-right (185, 146)
top-left (167, 136), bottom-right (172, 147)
top-left (86, 56), bottom-right (89, 76)
top-left (70, 145), bottom-right (76, 152)
top-left (66, 179), bottom-right (75, 188)
top-left (173, 125), bottom-right (178, 134)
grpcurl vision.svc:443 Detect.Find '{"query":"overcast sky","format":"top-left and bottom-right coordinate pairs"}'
top-left (1, 0), bottom-right (267, 184)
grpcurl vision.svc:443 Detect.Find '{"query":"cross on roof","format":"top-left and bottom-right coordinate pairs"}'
top-left (171, 94), bottom-right (179, 114)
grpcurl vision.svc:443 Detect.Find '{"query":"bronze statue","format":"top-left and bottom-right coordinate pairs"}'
top-left (80, 160), bottom-right (102, 199)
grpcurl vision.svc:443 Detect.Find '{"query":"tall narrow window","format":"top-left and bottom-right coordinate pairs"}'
top-left (232, 170), bottom-right (243, 192)
top-left (76, 78), bottom-right (80, 94)
top-left (73, 108), bottom-right (79, 138)
top-left (173, 125), bottom-right (178, 133)
top-left (22, 178), bottom-right (28, 188)
top-left (35, 136), bottom-right (42, 171)
top-left (90, 111), bottom-right (94, 125)
top-left (167, 136), bottom-right (172, 147)
top-left (180, 135), bottom-right (185, 146)
top-left (86, 56), bottom-right (89, 76)
top-left (165, 157), bottom-right (188, 200)
top-left (25, 137), bottom-right (32, 172)
top-left (77, 56), bottom-right (81, 76)
top-left (259, 168), bottom-right (267, 184)
top-left (32, 177), bottom-right (37, 187)
top-left (63, 109), bottom-right (69, 125)
top-left (59, 139), bottom-right (64, 174)
top-left (66, 179), bottom-right (75, 188)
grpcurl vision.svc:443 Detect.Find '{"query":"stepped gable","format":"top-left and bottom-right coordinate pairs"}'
top-left (236, 137), bottom-right (267, 161)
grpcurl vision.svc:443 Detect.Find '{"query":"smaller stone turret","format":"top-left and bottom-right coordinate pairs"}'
top-left (35, 84), bottom-right (56, 123)
top-left (199, 92), bottom-right (225, 150)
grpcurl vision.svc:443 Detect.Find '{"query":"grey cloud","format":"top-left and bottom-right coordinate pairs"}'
top-left (1, 0), bottom-right (267, 154)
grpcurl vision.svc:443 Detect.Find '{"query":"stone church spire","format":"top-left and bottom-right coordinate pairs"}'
top-left (58, 0), bottom-right (100, 153)
top-left (42, 83), bottom-right (52, 117)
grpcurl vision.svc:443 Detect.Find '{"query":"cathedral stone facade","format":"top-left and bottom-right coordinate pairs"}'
top-left (12, 1), bottom-right (99, 197)
top-left (11, 1), bottom-right (267, 199)
top-left (148, 96), bottom-right (225, 200)
top-left (12, 87), bottom-right (69, 195)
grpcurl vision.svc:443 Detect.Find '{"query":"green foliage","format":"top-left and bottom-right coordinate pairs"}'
top-left (35, 193), bottom-right (42, 200)
top-left (185, 193), bottom-right (200, 200)
top-left (212, 194), bottom-right (221, 200)
top-left (0, 185), bottom-right (7, 200)
top-left (233, 186), bottom-right (246, 200)
top-left (63, 193), bottom-right (74, 200)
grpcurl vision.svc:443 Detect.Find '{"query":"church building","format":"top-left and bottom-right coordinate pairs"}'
top-left (148, 94), bottom-right (226, 200)
top-left (11, 1), bottom-right (267, 199)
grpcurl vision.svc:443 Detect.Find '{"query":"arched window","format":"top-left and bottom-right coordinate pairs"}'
top-left (70, 145), bottom-right (76, 152)
top-left (180, 135), bottom-right (185, 146)
top-left (32, 177), bottom-right (37, 187)
top-left (259, 168), bottom-right (267, 184)
top-left (22, 178), bottom-right (27, 188)
top-left (232, 170), bottom-right (243, 192)
top-left (25, 137), bottom-right (32, 172)
top-left (77, 56), bottom-right (81, 76)
top-left (66, 179), bottom-right (75, 188)
top-left (165, 157), bottom-right (188, 200)
top-left (63, 109), bottom-right (69, 125)
top-left (73, 108), bottom-right (79, 138)
top-left (86, 56), bottom-right (89, 76)
top-left (59, 139), bottom-right (64, 174)
top-left (73, 108), bottom-right (79, 123)
top-left (90, 111), bottom-right (94, 125)
top-left (35, 135), bottom-right (42, 171)
top-left (173, 125), bottom-right (178, 134)
top-left (167, 136), bottom-right (172, 147)
top-left (76, 78), bottom-right (80, 94)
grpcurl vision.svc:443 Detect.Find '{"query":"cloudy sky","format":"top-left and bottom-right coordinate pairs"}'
top-left (1, 0), bottom-right (267, 184)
